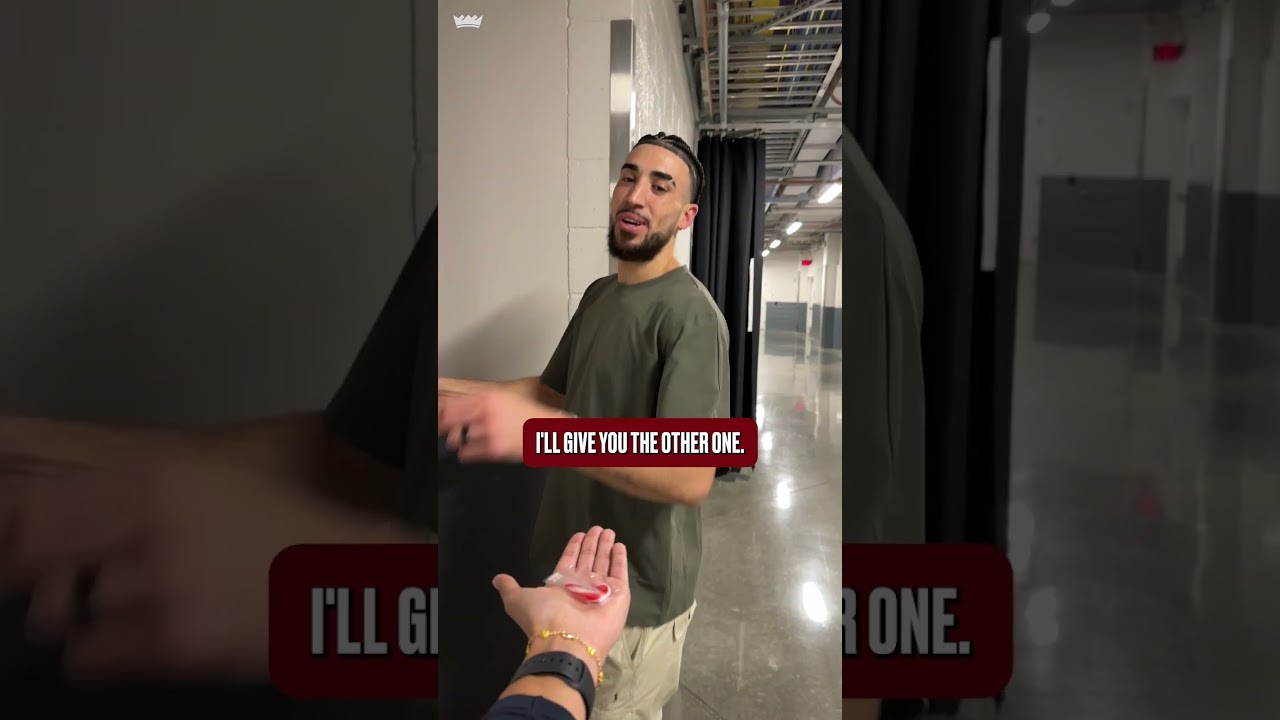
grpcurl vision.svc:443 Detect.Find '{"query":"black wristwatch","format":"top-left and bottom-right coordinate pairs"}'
top-left (509, 651), bottom-right (597, 716)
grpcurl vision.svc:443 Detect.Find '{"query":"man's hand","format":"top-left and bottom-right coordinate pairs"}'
top-left (492, 526), bottom-right (630, 663)
top-left (439, 376), bottom-right (563, 409)
top-left (0, 464), bottom-right (406, 683)
top-left (438, 389), bottom-right (564, 463)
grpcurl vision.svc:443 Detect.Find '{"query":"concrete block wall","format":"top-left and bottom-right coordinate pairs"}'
top-left (567, 0), bottom-right (629, 320)
top-left (565, 0), bottom-right (697, 321)
top-left (633, 0), bottom-right (699, 268)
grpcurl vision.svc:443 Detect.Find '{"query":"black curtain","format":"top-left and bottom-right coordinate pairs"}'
top-left (691, 136), bottom-right (766, 457)
top-left (846, 0), bottom-right (1028, 552)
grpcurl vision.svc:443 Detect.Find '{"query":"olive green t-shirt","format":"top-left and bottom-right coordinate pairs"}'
top-left (534, 267), bottom-right (730, 628)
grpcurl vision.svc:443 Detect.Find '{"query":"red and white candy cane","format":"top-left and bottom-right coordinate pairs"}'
top-left (562, 581), bottom-right (613, 604)
top-left (544, 572), bottom-right (613, 605)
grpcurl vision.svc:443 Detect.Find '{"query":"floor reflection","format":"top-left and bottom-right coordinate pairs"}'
top-left (1000, 264), bottom-right (1280, 719)
top-left (665, 329), bottom-right (843, 719)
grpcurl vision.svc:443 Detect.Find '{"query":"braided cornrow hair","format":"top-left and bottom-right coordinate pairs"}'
top-left (635, 132), bottom-right (704, 203)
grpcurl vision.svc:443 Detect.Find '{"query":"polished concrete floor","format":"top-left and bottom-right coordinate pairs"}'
top-left (665, 325), bottom-right (843, 719)
top-left (995, 264), bottom-right (1280, 719)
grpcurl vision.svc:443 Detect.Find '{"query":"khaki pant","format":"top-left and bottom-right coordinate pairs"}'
top-left (593, 602), bottom-right (697, 720)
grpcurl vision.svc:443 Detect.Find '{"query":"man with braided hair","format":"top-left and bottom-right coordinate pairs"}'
top-left (439, 133), bottom-right (729, 719)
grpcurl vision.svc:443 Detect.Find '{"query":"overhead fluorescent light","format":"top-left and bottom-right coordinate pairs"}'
top-left (1026, 11), bottom-right (1051, 33)
top-left (769, 239), bottom-right (781, 249)
top-left (817, 183), bottom-right (842, 204)
top-left (762, 249), bottom-right (770, 257)
top-left (785, 221), bottom-right (802, 235)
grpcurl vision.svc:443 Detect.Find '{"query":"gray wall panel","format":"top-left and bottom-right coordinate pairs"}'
top-left (1038, 176), bottom-right (1169, 274)
top-left (1216, 192), bottom-right (1259, 324)
top-left (821, 306), bottom-right (842, 349)
top-left (765, 301), bottom-right (806, 333)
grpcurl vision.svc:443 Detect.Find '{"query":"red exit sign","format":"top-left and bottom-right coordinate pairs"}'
top-left (1153, 42), bottom-right (1184, 62)
top-left (801, 258), bottom-right (813, 266)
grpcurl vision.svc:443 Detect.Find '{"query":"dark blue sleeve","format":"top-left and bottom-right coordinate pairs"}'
top-left (482, 695), bottom-right (576, 720)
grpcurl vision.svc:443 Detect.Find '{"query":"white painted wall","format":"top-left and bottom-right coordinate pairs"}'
top-left (438, 0), bottom-right (695, 379)
top-left (803, 254), bottom-right (822, 305)
top-left (1020, 7), bottom-right (1236, 259)
top-left (822, 233), bottom-right (842, 308)
top-left (761, 251), bottom-right (802, 303)
top-left (567, 0), bottom-right (632, 320)
top-left (438, 0), bottom-right (571, 381)
top-left (1026, 15), bottom-right (1148, 179)
top-left (1022, 14), bottom-right (1148, 258)
top-left (834, 255), bottom-right (843, 309)
top-left (1023, 0), bottom-right (1276, 200)
top-left (761, 249), bottom-right (822, 302)
top-left (568, 0), bottom-right (698, 318)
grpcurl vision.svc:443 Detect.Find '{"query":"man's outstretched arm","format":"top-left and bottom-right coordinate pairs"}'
top-left (439, 376), bottom-right (565, 409)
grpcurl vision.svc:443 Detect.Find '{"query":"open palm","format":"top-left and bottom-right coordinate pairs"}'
top-left (491, 526), bottom-right (630, 661)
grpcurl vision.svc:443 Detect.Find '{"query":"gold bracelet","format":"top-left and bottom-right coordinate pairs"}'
top-left (527, 629), bottom-right (605, 686)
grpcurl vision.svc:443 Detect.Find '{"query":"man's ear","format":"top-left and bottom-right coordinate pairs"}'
top-left (679, 203), bottom-right (700, 231)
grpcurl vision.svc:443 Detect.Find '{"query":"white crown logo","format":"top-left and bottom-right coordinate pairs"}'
top-left (453, 14), bottom-right (483, 29)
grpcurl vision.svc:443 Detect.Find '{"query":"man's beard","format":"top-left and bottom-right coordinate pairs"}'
top-left (608, 221), bottom-right (677, 262)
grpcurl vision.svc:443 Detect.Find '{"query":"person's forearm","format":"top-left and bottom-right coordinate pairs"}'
top-left (440, 376), bottom-right (564, 408)
top-left (498, 636), bottom-right (594, 720)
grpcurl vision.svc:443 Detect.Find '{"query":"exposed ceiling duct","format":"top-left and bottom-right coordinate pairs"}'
top-left (682, 0), bottom-right (843, 250)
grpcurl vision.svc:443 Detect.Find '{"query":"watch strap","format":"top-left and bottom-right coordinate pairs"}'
top-left (510, 650), bottom-right (596, 716)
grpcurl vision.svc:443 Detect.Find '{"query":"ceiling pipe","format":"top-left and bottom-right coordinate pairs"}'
top-left (697, 0), bottom-right (714, 119)
top-left (766, 177), bottom-right (831, 185)
top-left (718, 1), bottom-right (729, 124)
top-left (766, 193), bottom-right (840, 203)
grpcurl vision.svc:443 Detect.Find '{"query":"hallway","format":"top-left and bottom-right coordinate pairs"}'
top-left (666, 328), bottom-right (843, 719)
top-left (1000, 263), bottom-right (1280, 719)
